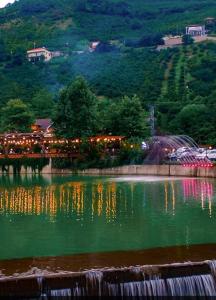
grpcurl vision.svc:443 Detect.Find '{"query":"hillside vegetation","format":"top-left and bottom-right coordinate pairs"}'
top-left (0, 0), bottom-right (216, 143)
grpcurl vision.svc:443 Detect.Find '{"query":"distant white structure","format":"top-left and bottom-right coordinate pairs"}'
top-left (186, 25), bottom-right (206, 37)
top-left (27, 47), bottom-right (52, 62)
top-left (89, 41), bottom-right (100, 52)
top-left (0, 0), bottom-right (15, 9)
top-left (51, 51), bottom-right (63, 58)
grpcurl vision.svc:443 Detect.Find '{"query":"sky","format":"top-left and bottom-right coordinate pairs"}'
top-left (0, 0), bottom-right (15, 8)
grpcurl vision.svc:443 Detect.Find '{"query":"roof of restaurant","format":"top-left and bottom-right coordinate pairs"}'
top-left (35, 119), bottom-right (53, 130)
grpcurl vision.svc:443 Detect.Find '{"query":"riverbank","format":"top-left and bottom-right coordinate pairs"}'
top-left (52, 164), bottom-right (216, 178)
top-left (1, 162), bottom-right (216, 177)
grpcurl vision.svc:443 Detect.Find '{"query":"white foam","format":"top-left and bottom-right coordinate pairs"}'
top-left (111, 176), bottom-right (189, 183)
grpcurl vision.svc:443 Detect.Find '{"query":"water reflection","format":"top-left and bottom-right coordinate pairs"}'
top-left (0, 177), bottom-right (215, 220)
top-left (182, 179), bottom-right (214, 216)
top-left (0, 176), bottom-right (216, 260)
top-left (0, 180), bottom-right (119, 222)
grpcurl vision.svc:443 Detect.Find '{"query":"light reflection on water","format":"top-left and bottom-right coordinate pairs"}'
top-left (182, 179), bottom-right (214, 216)
top-left (0, 180), bottom-right (120, 222)
top-left (0, 177), bottom-right (214, 220)
top-left (0, 175), bottom-right (215, 260)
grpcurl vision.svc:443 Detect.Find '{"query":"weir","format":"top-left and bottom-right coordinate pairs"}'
top-left (1, 260), bottom-right (216, 297)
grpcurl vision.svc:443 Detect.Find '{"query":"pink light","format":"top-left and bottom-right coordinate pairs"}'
top-left (181, 162), bottom-right (214, 168)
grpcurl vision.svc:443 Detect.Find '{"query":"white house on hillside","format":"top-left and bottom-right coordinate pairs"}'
top-left (89, 41), bottom-right (100, 52)
top-left (186, 25), bottom-right (206, 36)
top-left (27, 47), bottom-right (52, 62)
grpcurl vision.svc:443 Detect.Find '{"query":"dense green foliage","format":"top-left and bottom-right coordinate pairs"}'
top-left (54, 77), bottom-right (98, 138)
top-left (0, 99), bottom-right (34, 132)
top-left (97, 95), bottom-right (149, 137)
top-left (182, 34), bottom-right (194, 45)
top-left (52, 138), bottom-right (146, 170)
top-left (0, 0), bottom-right (216, 143)
top-left (157, 43), bottom-right (216, 144)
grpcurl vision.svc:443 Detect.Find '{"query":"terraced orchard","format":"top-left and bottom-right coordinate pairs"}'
top-left (157, 42), bottom-right (216, 143)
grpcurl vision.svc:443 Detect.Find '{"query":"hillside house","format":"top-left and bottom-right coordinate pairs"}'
top-left (31, 119), bottom-right (53, 134)
top-left (27, 47), bottom-right (52, 62)
top-left (89, 41), bottom-right (100, 52)
top-left (186, 25), bottom-right (206, 36)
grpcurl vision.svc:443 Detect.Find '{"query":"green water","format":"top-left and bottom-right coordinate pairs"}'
top-left (0, 175), bottom-right (216, 260)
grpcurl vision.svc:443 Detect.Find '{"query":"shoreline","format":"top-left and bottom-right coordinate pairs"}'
top-left (1, 163), bottom-right (216, 178)
top-left (53, 164), bottom-right (216, 178)
top-left (1, 244), bottom-right (216, 279)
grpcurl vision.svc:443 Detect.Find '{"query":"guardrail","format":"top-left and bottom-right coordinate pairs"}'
top-left (0, 153), bottom-right (80, 159)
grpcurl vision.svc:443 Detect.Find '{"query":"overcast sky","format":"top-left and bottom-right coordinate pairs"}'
top-left (0, 0), bottom-right (15, 8)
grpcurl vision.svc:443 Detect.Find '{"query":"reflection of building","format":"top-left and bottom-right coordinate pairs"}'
top-left (27, 47), bottom-right (52, 62)
top-left (0, 181), bottom-right (118, 221)
top-left (182, 179), bottom-right (213, 216)
top-left (186, 25), bottom-right (206, 36)
top-left (91, 182), bottom-right (117, 221)
top-left (163, 182), bottom-right (176, 214)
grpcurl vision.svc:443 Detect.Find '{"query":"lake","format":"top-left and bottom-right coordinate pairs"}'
top-left (0, 175), bottom-right (216, 275)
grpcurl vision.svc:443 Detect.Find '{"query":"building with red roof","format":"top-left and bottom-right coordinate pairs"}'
top-left (27, 47), bottom-right (52, 62)
top-left (31, 119), bottom-right (53, 134)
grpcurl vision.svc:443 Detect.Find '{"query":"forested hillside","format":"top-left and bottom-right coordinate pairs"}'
top-left (0, 0), bottom-right (216, 143)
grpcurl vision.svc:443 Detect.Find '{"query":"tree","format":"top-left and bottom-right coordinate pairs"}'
top-left (30, 89), bottom-right (55, 118)
top-left (0, 99), bottom-right (34, 133)
top-left (54, 77), bottom-right (98, 138)
top-left (182, 34), bottom-right (194, 45)
top-left (107, 95), bottom-right (149, 138)
top-left (171, 104), bottom-right (214, 143)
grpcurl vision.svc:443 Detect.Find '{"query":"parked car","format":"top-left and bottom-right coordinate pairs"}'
top-left (196, 150), bottom-right (211, 160)
top-left (207, 149), bottom-right (216, 161)
top-left (175, 147), bottom-right (191, 155)
top-left (168, 152), bottom-right (178, 161)
top-left (177, 150), bottom-right (198, 162)
top-left (197, 148), bottom-right (205, 153)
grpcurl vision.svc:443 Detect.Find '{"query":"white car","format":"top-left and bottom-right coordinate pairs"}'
top-left (207, 149), bottom-right (216, 161)
top-left (196, 150), bottom-right (211, 160)
top-left (177, 150), bottom-right (198, 161)
top-left (175, 147), bottom-right (191, 155)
